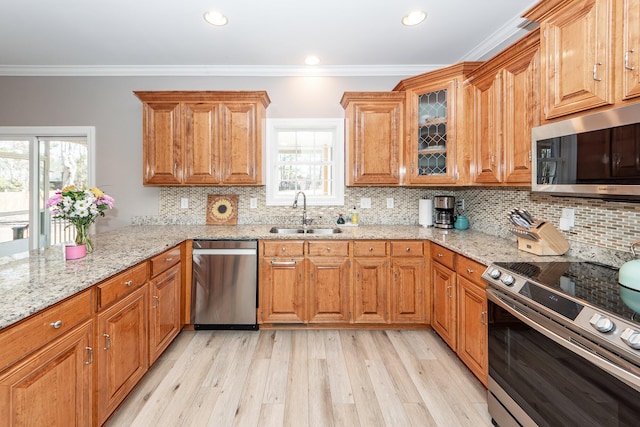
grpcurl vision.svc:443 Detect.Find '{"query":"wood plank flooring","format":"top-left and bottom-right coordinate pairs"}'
top-left (105, 330), bottom-right (491, 427)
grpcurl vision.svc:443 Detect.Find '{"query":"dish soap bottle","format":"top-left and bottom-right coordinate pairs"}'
top-left (337, 213), bottom-right (345, 225)
top-left (351, 206), bottom-right (359, 225)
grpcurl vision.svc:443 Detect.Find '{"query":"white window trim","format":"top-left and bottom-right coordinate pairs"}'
top-left (265, 118), bottom-right (344, 206)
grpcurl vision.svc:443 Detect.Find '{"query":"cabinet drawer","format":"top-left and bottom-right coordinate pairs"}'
top-left (457, 256), bottom-right (486, 288)
top-left (307, 241), bottom-right (349, 257)
top-left (431, 243), bottom-right (456, 270)
top-left (150, 246), bottom-right (181, 277)
top-left (0, 289), bottom-right (92, 372)
top-left (262, 240), bottom-right (305, 257)
top-left (390, 241), bottom-right (424, 257)
top-left (97, 262), bottom-right (149, 310)
top-left (354, 240), bottom-right (387, 257)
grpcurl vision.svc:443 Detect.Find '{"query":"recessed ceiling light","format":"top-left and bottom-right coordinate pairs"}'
top-left (305, 55), bottom-right (320, 66)
top-left (204, 10), bottom-right (228, 26)
top-left (402, 10), bottom-right (427, 26)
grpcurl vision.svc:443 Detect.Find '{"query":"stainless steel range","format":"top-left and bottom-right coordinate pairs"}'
top-left (482, 261), bottom-right (640, 427)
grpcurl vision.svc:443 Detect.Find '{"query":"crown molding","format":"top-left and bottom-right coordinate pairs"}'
top-left (458, 14), bottom-right (537, 61)
top-left (0, 64), bottom-right (445, 77)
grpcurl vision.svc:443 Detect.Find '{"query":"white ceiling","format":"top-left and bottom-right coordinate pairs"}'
top-left (0, 0), bottom-right (539, 76)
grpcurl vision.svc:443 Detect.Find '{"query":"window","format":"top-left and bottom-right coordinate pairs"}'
top-left (0, 127), bottom-right (95, 257)
top-left (266, 118), bottom-right (344, 206)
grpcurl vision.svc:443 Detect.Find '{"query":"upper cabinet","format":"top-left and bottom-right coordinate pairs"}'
top-left (340, 92), bottom-right (405, 186)
top-left (526, 0), bottom-right (640, 120)
top-left (467, 29), bottom-right (541, 184)
top-left (395, 63), bottom-right (481, 185)
top-left (135, 91), bottom-right (270, 186)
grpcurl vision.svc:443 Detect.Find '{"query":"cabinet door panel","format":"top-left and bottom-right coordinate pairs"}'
top-left (390, 258), bottom-right (425, 323)
top-left (183, 103), bottom-right (220, 184)
top-left (308, 258), bottom-right (351, 323)
top-left (432, 262), bottom-right (457, 349)
top-left (623, 0), bottom-right (640, 99)
top-left (0, 322), bottom-right (93, 427)
top-left (259, 258), bottom-right (306, 323)
top-left (457, 276), bottom-right (488, 386)
top-left (149, 264), bottom-right (181, 365)
top-left (542, 0), bottom-right (613, 118)
top-left (353, 258), bottom-right (387, 323)
top-left (97, 285), bottom-right (148, 425)
top-left (472, 73), bottom-right (502, 183)
top-left (220, 103), bottom-right (259, 184)
top-left (143, 102), bottom-right (182, 185)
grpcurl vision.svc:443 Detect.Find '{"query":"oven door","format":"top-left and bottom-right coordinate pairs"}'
top-left (487, 288), bottom-right (640, 427)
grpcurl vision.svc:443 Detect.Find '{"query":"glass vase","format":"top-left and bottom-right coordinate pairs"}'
top-left (75, 223), bottom-right (93, 253)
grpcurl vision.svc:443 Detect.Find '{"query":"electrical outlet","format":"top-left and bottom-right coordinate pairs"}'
top-left (561, 208), bottom-right (575, 227)
top-left (250, 198), bottom-right (258, 209)
top-left (180, 198), bottom-right (189, 209)
top-left (386, 198), bottom-right (394, 209)
top-left (360, 197), bottom-right (372, 209)
top-left (456, 199), bottom-right (465, 212)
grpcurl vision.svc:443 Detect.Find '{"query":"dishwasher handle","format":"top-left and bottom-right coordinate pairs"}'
top-left (192, 248), bottom-right (257, 256)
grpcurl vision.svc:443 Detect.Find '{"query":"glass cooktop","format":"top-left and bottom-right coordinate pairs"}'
top-left (493, 261), bottom-right (638, 323)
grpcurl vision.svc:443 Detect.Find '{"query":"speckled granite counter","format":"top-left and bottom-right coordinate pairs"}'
top-left (0, 224), bottom-right (578, 330)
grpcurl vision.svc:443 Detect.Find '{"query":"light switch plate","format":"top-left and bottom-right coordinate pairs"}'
top-left (386, 198), bottom-right (394, 209)
top-left (180, 198), bottom-right (189, 209)
top-left (360, 197), bottom-right (372, 209)
top-left (250, 198), bottom-right (258, 209)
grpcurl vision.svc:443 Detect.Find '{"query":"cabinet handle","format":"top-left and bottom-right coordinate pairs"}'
top-left (405, 247), bottom-right (411, 252)
top-left (625, 49), bottom-right (635, 70)
top-left (124, 280), bottom-right (133, 287)
top-left (467, 268), bottom-right (474, 274)
top-left (271, 260), bottom-right (296, 266)
top-left (103, 333), bottom-right (111, 351)
top-left (481, 311), bottom-right (488, 326)
top-left (491, 154), bottom-right (496, 167)
top-left (153, 295), bottom-right (160, 308)
top-left (165, 257), bottom-right (173, 262)
top-left (593, 62), bottom-right (602, 81)
top-left (281, 247), bottom-right (287, 252)
top-left (326, 247), bottom-right (331, 252)
top-left (437, 253), bottom-right (443, 258)
top-left (85, 347), bottom-right (93, 365)
top-left (446, 285), bottom-right (453, 298)
top-left (50, 320), bottom-right (62, 329)
top-left (369, 247), bottom-right (374, 252)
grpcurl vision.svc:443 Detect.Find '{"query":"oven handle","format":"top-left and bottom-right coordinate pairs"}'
top-left (487, 288), bottom-right (640, 393)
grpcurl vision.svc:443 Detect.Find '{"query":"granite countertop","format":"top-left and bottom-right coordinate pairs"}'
top-left (0, 224), bottom-right (576, 330)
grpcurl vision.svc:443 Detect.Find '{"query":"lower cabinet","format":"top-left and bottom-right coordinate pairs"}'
top-left (307, 241), bottom-right (351, 323)
top-left (457, 276), bottom-right (488, 387)
top-left (353, 257), bottom-right (388, 323)
top-left (149, 263), bottom-right (181, 365)
top-left (96, 284), bottom-right (149, 425)
top-left (0, 321), bottom-right (93, 427)
top-left (431, 260), bottom-right (457, 349)
top-left (390, 241), bottom-right (427, 323)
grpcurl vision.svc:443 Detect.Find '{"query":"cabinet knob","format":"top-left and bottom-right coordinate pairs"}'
top-left (437, 253), bottom-right (443, 257)
top-left (281, 247), bottom-right (287, 252)
top-left (467, 268), bottom-right (474, 274)
top-left (369, 247), bottom-right (374, 252)
top-left (124, 280), bottom-right (133, 287)
top-left (165, 257), bottom-right (173, 262)
top-left (326, 247), bottom-right (331, 252)
top-left (50, 320), bottom-right (62, 329)
top-left (406, 247), bottom-right (411, 252)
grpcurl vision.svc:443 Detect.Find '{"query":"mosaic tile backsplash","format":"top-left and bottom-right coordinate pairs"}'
top-left (136, 185), bottom-right (640, 263)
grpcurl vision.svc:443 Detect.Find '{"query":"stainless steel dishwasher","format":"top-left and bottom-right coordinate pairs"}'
top-left (191, 240), bottom-right (258, 330)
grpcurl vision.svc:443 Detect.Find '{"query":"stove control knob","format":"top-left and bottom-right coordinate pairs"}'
top-left (589, 313), bottom-right (615, 333)
top-left (501, 274), bottom-right (515, 286)
top-left (488, 268), bottom-right (501, 280)
top-left (620, 328), bottom-right (640, 350)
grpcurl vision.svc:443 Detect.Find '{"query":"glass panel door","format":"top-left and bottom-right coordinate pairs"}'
top-left (0, 139), bottom-right (30, 256)
top-left (417, 89), bottom-right (448, 176)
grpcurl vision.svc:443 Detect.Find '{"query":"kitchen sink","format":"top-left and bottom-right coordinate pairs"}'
top-left (269, 227), bottom-right (342, 235)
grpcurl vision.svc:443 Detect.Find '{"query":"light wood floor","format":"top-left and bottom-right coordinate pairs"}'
top-left (105, 329), bottom-right (491, 427)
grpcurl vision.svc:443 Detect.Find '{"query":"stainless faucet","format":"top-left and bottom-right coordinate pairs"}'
top-left (292, 191), bottom-right (310, 227)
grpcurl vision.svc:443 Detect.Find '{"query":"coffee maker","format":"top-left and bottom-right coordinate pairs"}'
top-left (434, 196), bottom-right (455, 229)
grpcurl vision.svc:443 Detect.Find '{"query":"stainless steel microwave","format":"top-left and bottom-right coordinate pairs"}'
top-left (531, 103), bottom-right (640, 200)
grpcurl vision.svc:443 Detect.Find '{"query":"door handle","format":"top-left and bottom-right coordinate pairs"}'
top-left (103, 333), bottom-right (111, 350)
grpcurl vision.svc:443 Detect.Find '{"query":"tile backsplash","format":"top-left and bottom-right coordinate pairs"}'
top-left (134, 185), bottom-right (640, 265)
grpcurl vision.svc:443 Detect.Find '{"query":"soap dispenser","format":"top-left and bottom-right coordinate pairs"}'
top-left (351, 206), bottom-right (359, 225)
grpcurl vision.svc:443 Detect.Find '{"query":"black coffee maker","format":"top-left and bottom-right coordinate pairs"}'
top-left (434, 195), bottom-right (455, 229)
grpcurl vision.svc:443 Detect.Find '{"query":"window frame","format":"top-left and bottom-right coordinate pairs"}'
top-left (265, 118), bottom-right (344, 206)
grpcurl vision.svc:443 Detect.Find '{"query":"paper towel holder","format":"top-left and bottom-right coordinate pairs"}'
top-left (419, 198), bottom-right (434, 227)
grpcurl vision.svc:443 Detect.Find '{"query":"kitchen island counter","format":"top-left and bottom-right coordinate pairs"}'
top-left (0, 224), bottom-right (575, 330)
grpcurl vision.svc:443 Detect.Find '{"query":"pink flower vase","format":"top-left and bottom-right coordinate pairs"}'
top-left (65, 244), bottom-right (87, 260)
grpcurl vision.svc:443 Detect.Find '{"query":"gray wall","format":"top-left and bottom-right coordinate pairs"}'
top-left (0, 75), bottom-right (402, 231)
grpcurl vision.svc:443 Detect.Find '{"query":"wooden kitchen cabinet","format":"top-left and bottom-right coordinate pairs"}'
top-left (307, 241), bottom-right (351, 323)
top-left (135, 91), bottom-right (270, 186)
top-left (96, 284), bottom-right (148, 425)
top-left (467, 29), bottom-right (540, 184)
top-left (353, 241), bottom-right (388, 323)
top-left (622, 0), bottom-right (640, 100)
top-left (431, 243), bottom-right (457, 349)
top-left (0, 321), bottom-right (93, 427)
top-left (394, 62), bottom-right (481, 185)
top-left (525, 0), bottom-right (614, 119)
top-left (340, 92), bottom-right (405, 186)
top-left (149, 263), bottom-right (181, 365)
top-left (456, 256), bottom-right (488, 387)
top-left (259, 240), bottom-right (306, 324)
top-left (390, 241), bottom-right (427, 323)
